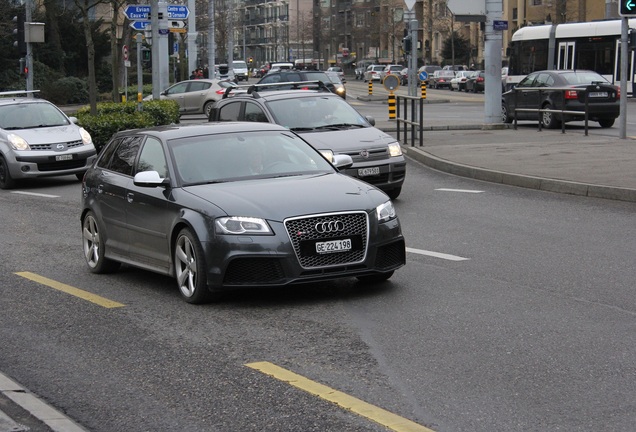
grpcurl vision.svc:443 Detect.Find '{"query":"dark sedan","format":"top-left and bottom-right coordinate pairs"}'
top-left (81, 122), bottom-right (405, 304)
top-left (501, 70), bottom-right (619, 128)
top-left (465, 71), bottom-right (485, 93)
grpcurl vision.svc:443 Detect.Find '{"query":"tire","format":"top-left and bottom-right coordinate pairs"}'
top-left (204, 101), bottom-right (214, 119)
top-left (598, 119), bottom-right (615, 128)
top-left (82, 211), bottom-right (120, 273)
top-left (0, 156), bottom-right (16, 190)
top-left (174, 227), bottom-right (212, 304)
top-left (541, 103), bottom-right (560, 129)
top-left (501, 102), bottom-right (512, 123)
top-left (357, 271), bottom-right (394, 283)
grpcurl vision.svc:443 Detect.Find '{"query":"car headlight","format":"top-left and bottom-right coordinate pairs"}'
top-left (376, 200), bottom-right (396, 223)
top-left (8, 134), bottom-right (30, 151)
top-left (215, 216), bottom-right (272, 235)
top-left (388, 142), bottom-right (403, 157)
top-left (319, 149), bottom-right (334, 162)
top-left (79, 127), bottom-right (93, 145)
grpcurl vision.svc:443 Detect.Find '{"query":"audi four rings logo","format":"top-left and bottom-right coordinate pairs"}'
top-left (315, 220), bottom-right (345, 233)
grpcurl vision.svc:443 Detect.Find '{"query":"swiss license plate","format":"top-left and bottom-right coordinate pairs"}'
top-left (589, 92), bottom-right (608, 98)
top-left (358, 166), bottom-right (380, 177)
top-left (315, 238), bottom-right (352, 254)
top-left (55, 154), bottom-right (73, 161)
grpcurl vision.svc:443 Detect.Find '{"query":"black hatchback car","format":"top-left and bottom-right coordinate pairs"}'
top-left (209, 88), bottom-right (406, 199)
top-left (81, 122), bottom-right (405, 304)
top-left (501, 70), bottom-right (620, 128)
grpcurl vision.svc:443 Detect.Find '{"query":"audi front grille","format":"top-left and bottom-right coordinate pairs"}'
top-left (285, 212), bottom-right (369, 269)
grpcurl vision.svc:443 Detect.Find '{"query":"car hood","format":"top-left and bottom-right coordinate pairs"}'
top-left (12, 125), bottom-right (82, 145)
top-left (184, 173), bottom-right (385, 220)
top-left (295, 127), bottom-right (395, 152)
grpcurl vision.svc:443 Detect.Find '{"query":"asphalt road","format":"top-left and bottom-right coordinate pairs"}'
top-left (1, 107), bottom-right (635, 431)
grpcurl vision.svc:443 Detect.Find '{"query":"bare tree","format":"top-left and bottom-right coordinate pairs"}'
top-left (74, 0), bottom-right (106, 115)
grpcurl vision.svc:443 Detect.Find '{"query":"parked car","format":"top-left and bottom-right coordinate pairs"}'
top-left (501, 69), bottom-right (620, 128)
top-left (355, 60), bottom-right (375, 80)
top-left (325, 71), bottom-right (347, 99)
top-left (430, 70), bottom-right (455, 89)
top-left (399, 68), bottom-right (409, 85)
top-left (364, 65), bottom-right (385, 82)
top-left (380, 64), bottom-right (404, 81)
top-left (0, 93), bottom-right (97, 189)
top-left (143, 79), bottom-right (238, 118)
top-left (232, 60), bottom-right (249, 81)
top-left (209, 88), bottom-right (406, 199)
top-left (450, 71), bottom-right (473, 91)
top-left (443, 65), bottom-right (469, 72)
top-left (80, 121), bottom-right (406, 303)
top-left (326, 66), bottom-right (346, 82)
top-left (256, 70), bottom-right (337, 94)
top-left (214, 64), bottom-right (236, 82)
top-left (464, 70), bottom-right (486, 93)
top-left (501, 66), bottom-right (513, 92)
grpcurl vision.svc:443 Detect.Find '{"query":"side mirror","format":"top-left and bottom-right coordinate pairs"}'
top-left (134, 171), bottom-right (169, 187)
top-left (332, 154), bottom-right (353, 170)
top-left (365, 115), bottom-right (376, 126)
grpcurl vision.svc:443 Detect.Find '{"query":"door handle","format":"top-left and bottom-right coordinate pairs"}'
top-left (126, 192), bottom-right (134, 203)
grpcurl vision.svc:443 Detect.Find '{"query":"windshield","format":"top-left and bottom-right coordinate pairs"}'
top-left (267, 96), bottom-right (369, 130)
top-left (233, 61), bottom-right (247, 69)
top-left (169, 130), bottom-right (335, 185)
top-left (0, 102), bottom-right (70, 130)
top-left (561, 71), bottom-right (609, 85)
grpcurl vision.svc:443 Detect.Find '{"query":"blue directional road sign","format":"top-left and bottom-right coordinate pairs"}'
top-left (418, 71), bottom-right (428, 81)
top-left (124, 4), bottom-right (190, 20)
top-left (130, 20), bottom-right (150, 30)
top-left (167, 5), bottom-right (189, 19)
top-left (620, 0), bottom-right (636, 16)
top-left (124, 5), bottom-right (150, 20)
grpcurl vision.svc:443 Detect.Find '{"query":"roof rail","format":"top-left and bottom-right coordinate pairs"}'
top-left (221, 80), bottom-right (332, 100)
top-left (0, 90), bottom-right (40, 97)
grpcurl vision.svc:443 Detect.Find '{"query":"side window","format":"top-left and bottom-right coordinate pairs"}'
top-left (534, 73), bottom-right (551, 87)
top-left (518, 74), bottom-right (537, 87)
top-left (96, 137), bottom-right (122, 169)
top-left (166, 83), bottom-right (188, 95)
top-left (218, 102), bottom-right (242, 121)
top-left (136, 137), bottom-right (168, 178)
top-left (260, 74), bottom-right (279, 83)
top-left (244, 102), bottom-right (268, 123)
top-left (189, 81), bottom-right (210, 92)
top-left (108, 136), bottom-right (142, 176)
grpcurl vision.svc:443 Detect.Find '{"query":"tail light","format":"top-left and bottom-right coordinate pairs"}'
top-left (216, 89), bottom-right (226, 95)
top-left (564, 89), bottom-right (579, 99)
top-left (476, 77), bottom-right (484, 83)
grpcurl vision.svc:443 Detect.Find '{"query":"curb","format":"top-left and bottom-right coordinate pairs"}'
top-left (0, 372), bottom-right (87, 432)
top-left (403, 144), bottom-right (636, 203)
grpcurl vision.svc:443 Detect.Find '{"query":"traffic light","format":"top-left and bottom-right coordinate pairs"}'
top-left (620, 0), bottom-right (636, 16)
top-left (19, 58), bottom-right (28, 78)
top-left (248, 56), bottom-right (253, 64)
top-left (402, 36), bottom-right (412, 52)
top-left (13, 11), bottom-right (26, 56)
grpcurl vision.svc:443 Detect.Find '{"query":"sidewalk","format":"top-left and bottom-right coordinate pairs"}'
top-left (371, 113), bottom-right (636, 203)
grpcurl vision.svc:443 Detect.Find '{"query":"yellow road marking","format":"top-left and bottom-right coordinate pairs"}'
top-left (245, 361), bottom-right (435, 432)
top-left (15, 272), bottom-right (125, 309)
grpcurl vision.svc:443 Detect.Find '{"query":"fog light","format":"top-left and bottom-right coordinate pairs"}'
top-left (21, 166), bottom-right (30, 172)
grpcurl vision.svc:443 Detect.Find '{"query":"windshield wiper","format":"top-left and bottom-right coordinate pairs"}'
top-left (289, 127), bottom-right (316, 132)
top-left (314, 123), bottom-right (365, 131)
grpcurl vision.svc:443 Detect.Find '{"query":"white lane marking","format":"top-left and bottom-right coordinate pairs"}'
top-left (435, 188), bottom-right (484, 193)
top-left (406, 247), bottom-right (470, 261)
top-left (11, 191), bottom-right (60, 198)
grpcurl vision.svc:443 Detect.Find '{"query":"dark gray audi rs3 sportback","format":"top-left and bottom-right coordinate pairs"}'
top-left (81, 122), bottom-right (405, 303)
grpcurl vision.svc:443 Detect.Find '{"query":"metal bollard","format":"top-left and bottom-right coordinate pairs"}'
top-left (388, 92), bottom-right (396, 119)
top-left (421, 82), bottom-right (427, 99)
top-left (368, 80), bottom-right (373, 95)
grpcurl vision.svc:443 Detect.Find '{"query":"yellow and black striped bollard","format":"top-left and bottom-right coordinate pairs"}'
top-left (421, 81), bottom-right (427, 99)
top-left (368, 80), bottom-right (373, 95)
top-left (388, 92), bottom-right (396, 120)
